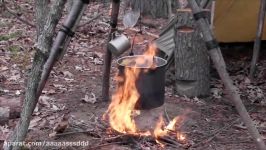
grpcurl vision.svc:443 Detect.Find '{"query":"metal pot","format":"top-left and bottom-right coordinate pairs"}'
top-left (117, 55), bottom-right (167, 110)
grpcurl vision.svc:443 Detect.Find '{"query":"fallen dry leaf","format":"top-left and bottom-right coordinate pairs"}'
top-left (0, 125), bottom-right (10, 141)
top-left (62, 71), bottom-right (74, 78)
top-left (75, 65), bottom-right (83, 71)
top-left (33, 104), bottom-right (39, 113)
top-left (51, 104), bottom-right (60, 111)
top-left (210, 88), bottom-right (222, 99)
top-left (93, 51), bottom-right (103, 58)
top-left (39, 95), bottom-right (52, 108)
top-left (81, 93), bottom-right (97, 104)
top-left (0, 66), bottom-right (8, 71)
top-left (29, 116), bottom-right (42, 129)
top-left (93, 57), bottom-right (103, 65)
top-left (42, 89), bottom-right (56, 95)
top-left (15, 90), bottom-right (21, 95)
top-left (49, 115), bottom-right (69, 137)
top-left (53, 84), bottom-right (63, 88)
top-left (7, 74), bottom-right (21, 81)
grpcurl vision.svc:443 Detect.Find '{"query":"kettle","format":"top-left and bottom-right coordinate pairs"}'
top-left (107, 34), bottom-right (131, 56)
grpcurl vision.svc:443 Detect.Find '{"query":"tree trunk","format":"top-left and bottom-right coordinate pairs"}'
top-left (130, 0), bottom-right (177, 18)
top-left (35, 0), bottom-right (50, 38)
top-left (67, 0), bottom-right (73, 13)
top-left (4, 1), bottom-right (66, 150)
top-left (174, 9), bottom-right (210, 97)
top-left (5, 50), bottom-right (48, 150)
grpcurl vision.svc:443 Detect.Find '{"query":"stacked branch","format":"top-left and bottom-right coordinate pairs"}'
top-left (97, 132), bottom-right (187, 149)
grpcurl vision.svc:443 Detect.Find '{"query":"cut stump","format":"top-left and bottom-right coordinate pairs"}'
top-left (174, 9), bottom-right (210, 97)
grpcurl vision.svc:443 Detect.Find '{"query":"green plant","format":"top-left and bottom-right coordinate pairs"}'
top-left (0, 31), bottom-right (22, 41)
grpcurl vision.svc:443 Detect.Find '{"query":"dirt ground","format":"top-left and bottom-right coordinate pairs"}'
top-left (0, 1), bottom-right (266, 150)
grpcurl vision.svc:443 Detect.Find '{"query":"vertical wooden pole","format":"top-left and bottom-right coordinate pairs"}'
top-left (102, 0), bottom-right (120, 101)
top-left (187, 0), bottom-right (266, 150)
top-left (249, 0), bottom-right (266, 79)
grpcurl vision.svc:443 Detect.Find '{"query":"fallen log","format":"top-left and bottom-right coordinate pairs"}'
top-left (0, 107), bottom-right (9, 125)
top-left (0, 97), bottom-right (22, 124)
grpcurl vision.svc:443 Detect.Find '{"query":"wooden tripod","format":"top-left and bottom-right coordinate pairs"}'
top-left (32, 0), bottom-right (120, 102)
top-left (188, 0), bottom-right (266, 149)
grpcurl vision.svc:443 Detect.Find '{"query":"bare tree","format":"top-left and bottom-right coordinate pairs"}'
top-left (4, 0), bottom-right (67, 150)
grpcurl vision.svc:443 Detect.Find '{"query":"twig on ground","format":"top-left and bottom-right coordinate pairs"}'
top-left (191, 108), bottom-right (255, 148)
top-left (1, 0), bottom-right (35, 27)
top-left (104, 134), bottom-right (127, 142)
top-left (158, 136), bottom-right (182, 147)
top-left (54, 129), bottom-right (95, 137)
top-left (140, 20), bottom-right (158, 28)
top-left (77, 13), bottom-right (103, 28)
top-left (129, 137), bottom-right (143, 149)
top-left (88, 141), bottom-right (125, 150)
top-left (191, 118), bottom-right (241, 148)
top-left (69, 116), bottom-right (107, 131)
top-left (164, 106), bottom-right (171, 123)
top-left (110, 132), bottom-right (184, 148)
top-left (118, 27), bottom-right (159, 38)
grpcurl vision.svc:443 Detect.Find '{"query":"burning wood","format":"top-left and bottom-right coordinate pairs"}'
top-left (103, 43), bottom-right (187, 147)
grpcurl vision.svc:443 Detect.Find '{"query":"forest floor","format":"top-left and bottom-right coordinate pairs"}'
top-left (1, 1), bottom-right (266, 150)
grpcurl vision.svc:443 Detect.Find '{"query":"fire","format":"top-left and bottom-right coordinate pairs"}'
top-left (144, 43), bottom-right (157, 56)
top-left (154, 115), bottom-right (167, 138)
top-left (154, 115), bottom-right (166, 147)
top-left (106, 67), bottom-right (140, 134)
top-left (104, 43), bottom-right (186, 145)
top-left (153, 115), bottom-right (186, 147)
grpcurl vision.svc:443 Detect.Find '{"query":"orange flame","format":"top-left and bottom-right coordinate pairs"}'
top-left (153, 115), bottom-right (167, 147)
top-left (154, 115), bottom-right (167, 138)
top-left (153, 115), bottom-right (186, 146)
top-left (104, 43), bottom-right (186, 145)
top-left (106, 67), bottom-right (140, 133)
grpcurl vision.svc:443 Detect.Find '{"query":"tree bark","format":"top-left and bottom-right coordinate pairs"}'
top-left (39, 0), bottom-right (88, 100)
top-left (67, 0), bottom-right (73, 13)
top-left (130, 0), bottom-right (177, 18)
top-left (4, 1), bottom-right (66, 150)
top-left (174, 9), bottom-right (210, 97)
top-left (35, 0), bottom-right (50, 37)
